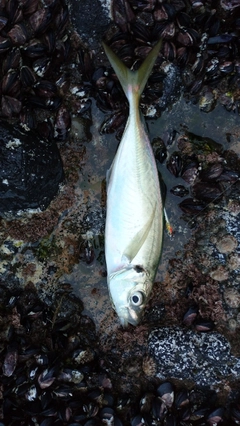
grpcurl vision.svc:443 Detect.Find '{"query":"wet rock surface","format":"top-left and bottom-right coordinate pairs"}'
top-left (148, 326), bottom-right (240, 386)
top-left (0, 0), bottom-right (240, 423)
top-left (0, 121), bottom-right (64, 215)
top-left (69, 0), bottom-right (110, 51)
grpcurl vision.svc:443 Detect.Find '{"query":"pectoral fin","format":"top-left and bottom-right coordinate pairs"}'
top-left (123, 204), bottom-right (156, 262)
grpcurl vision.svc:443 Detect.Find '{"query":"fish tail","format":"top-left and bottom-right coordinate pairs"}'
top-left (102, 40), bottom-right (162, 106)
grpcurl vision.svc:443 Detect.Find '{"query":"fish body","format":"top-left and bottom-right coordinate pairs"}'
top-left (103, 40), bottom-right (163, 327)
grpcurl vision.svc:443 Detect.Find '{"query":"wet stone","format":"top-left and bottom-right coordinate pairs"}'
top-left (148, 326), bottom-right (240, 386)
top-left (0, 121), bottom-right (64, 215)
top-left (228, 253), bottom-right (240, 271)
top-left (216, 235), bottom-right (238, 254)
top-left (209, 266), bottom-right (229, 281)
top-left (69, 0), bottom-right (110, 50)
top-left (223, 288), bottom-right (240, 309)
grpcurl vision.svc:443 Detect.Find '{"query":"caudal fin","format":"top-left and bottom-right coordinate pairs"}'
top-left (102, 40), bottom-right (162, 104)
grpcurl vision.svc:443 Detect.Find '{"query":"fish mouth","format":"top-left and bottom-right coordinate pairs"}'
top-left (117, 307), bottom-right (141, 328)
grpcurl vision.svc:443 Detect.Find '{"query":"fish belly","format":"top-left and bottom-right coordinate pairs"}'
top-left (105, 118), bottom-right (163, 279)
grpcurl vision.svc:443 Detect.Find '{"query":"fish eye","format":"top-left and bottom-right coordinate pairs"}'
top-left (131, 291), bottom-right (144, 306)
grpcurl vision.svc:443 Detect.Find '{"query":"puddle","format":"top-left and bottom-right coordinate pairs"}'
top-left (58, 96), bottom-right (240, 332)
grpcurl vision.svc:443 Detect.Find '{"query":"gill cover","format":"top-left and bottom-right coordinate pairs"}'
top-left (108, 266), bottom-right (152, 326)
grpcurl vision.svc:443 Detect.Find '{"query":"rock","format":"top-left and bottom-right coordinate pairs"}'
top-left (148, 326), bottom-right (240, 386)
top-left (209, 266), bottom-right (229, 281)
top-left (69, 0), bottom-right (111, 51)
top-left (0, 121), bottom-right (64, 215)
top-left (216, 234), bottom-right (238, 254)
top-left (224, 288), bottom-right (240, 308)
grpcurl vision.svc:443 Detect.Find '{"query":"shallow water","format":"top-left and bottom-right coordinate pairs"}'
top-left (61, 96), bottom-right (240, 332)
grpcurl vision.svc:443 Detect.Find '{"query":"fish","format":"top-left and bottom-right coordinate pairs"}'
top-left (103, 40), bottom-right (163, 327)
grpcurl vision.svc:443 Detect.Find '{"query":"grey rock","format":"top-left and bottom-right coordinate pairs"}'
top-left (0, 121), bottom-right (64, 215)
top-left (69, 0), bottom-right (111, 50)
top-left (148, 326), bottom-right (240, 386)
top-left (158, 63), bottom-right (182, 111)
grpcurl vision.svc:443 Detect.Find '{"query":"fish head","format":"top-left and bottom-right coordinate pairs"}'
top-left (108, 266), bottom-right (152, 327)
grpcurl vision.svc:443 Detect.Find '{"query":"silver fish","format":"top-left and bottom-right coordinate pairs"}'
top-left (103, 40), bottom-right (163, 327)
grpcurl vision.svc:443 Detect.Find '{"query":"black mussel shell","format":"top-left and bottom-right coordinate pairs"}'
top-left (206, 57), bottom-right (219, 76)
top-left (92, 66), bottom-right (106, 86)
top-left (43, 30), bottom-right (56, 54)
top-left (2, 47), bottom-right (21, 73)
top-left (36, 119), bottom-right (54, 140)
top-left (219, 61), bottom-right (234, 74)
top-left (0, 36), bottom-right (12, 53)
top-left (111, 0), bottom-right (135, 33)
top-left (55, 5), bottom-right (69, 37)
top-left (83, 420), bottom-right (100, 426)
top-left (7, 23), bottom-right (29, 46)
top-left (131, 21), bottom-right (151, 43)
top-left (3, 343), bottom-right (18, 377)
top-left (0, 15), bottom-right (8, 31)
top-left (151, 396), bottom-right (167, 420)
top-left (176, 11), bottom-right (192, 29)
top-left (217, 169), bottom-right (239, 183)
top-left (207, 34), bottom-right (234, 45)
top-left (100, 111), bottom-right (127, 135)
top-left (34, 80), bottom-right (58, 98)
top-left (190, 407), bottom-right (209, 421)
top-left (131, 414), bottom-right (144, 426)
top-left (170, 185), bottom-right (189, 197)
top-left (190, 77), bottom-right (203, 95)
top-left (39, 419), bottom-right (54, 426)
top-left (179, 405), bottom-right (191, 421)
top-left (20, 65), bottom-right (37, 87)
top-left (165, 413), bottom-right (177, 426)
top-left (174, 389), bottom-right (189, 409)
top-left (134, 45), bottom-right (153, 59)
top-left (100, 407), bottom-right (123, 426)
top-left (23, 39), bottom-right (47, 58)
top-left (26, 95), bottom-right (62, 110)
top-left (21, 0), bottom-right (39, 16)
top-left (192, 55), bottom-right (205, 75)
top-left (1, 95), bottom-right (22, 116)
top-left (206, 407), bottom-right (224, 424)
top-left (192, 181), bottom-right (222, 202)
top-left (32, 57), bottom-right (51, 77)
top-left (163, 41), bottom-right (176, 61)
top-left (1, 69), bottom-right (20, 97)
top-left (198, 163), bottom-right (224, 181)
top-left (177, 46), bottom-right (189, 67)
top-left (6, 0), bottom-right (23, 24)
top-left (179, 198), bottom-right (206, 214)
top-left (181, 158), bottom-right (199, 184)
top-left (54, 105), bottom-right (71, 141)
top-left (231, 404), bottom-right (240, 423)
top-left (156, 382), bottom-right (174, 407)
top-left (194, 318), bottom-right (214, 332)
top-left (167, 152), bottom-right (182, 177)
top-left (29, 7), bottom-right (53, 35)
top-left (183, 306), bottom-right (198, 326)
top-left (154, 4), bottom-right (176, 22)
top-left (153, 21), bottom-right (175, 40)
top-left (38, 367), bottom-right (57, 389)
top-left (152, 137), bottom-right (167, 163)
top-left (177, 28), bottom-right (199, 46)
